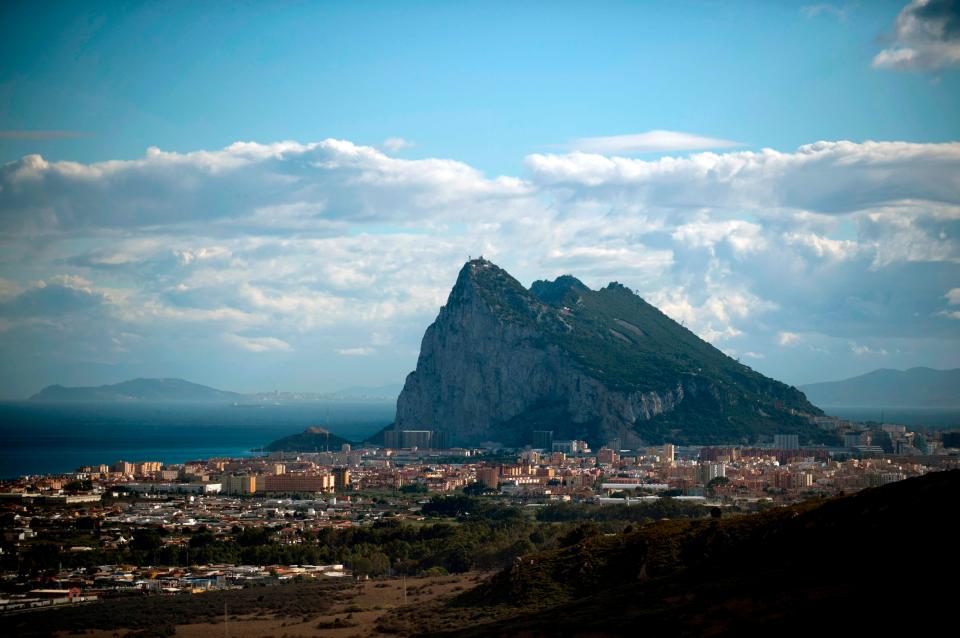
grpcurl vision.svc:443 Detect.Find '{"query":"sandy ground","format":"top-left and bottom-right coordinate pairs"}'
top-left (61, 572), bottom-right (485, 638)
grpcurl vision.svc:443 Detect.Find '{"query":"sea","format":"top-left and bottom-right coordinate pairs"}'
top-left (0, 400), bottom-right (395, 479)
top-left (819, 405), bottom-right (960, 429)
top-left (2, 401), bottom-right (957, 479)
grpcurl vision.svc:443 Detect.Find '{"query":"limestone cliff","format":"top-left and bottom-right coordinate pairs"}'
top-left (395, 259), bottom-right (824, 447)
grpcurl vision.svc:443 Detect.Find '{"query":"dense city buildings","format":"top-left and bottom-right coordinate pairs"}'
top-left (2, 415), bottom-right (958, 609)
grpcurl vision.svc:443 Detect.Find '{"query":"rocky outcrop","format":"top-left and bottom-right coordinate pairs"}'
top-left (395, 259), bottom-right (823, 447)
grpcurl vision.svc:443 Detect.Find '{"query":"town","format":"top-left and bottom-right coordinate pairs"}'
top-left (2, 413), bottom-right (958, 614)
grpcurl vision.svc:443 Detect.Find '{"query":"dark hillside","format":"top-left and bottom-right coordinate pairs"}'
top-left (380, 470), bottom-right (959, 636)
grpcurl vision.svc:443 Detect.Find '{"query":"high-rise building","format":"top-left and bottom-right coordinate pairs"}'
top-left (697, 463), bottom-right (726, 484)
top-left (223, 475), bottom-right (258, 495)
top-left (111, 460), bottom-right (135, 475)
top-left (773, 434), bottom-right (800, 450)
top-left (384, 429), bottom-right (448, 449)
top-left (662, 443), bottom-right (675, 462)
top-left (478, 467), bottom-right (500, 489)
top-left (532, 430), bottom-right (554, 450)
top-left (333, 467), bottom-right (351, 491)
top-left (261, 474), bottom-right (333, 493)
top-left (597, 448), bottom-right (620, 465)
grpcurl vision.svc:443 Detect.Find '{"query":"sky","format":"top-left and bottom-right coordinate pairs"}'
top-left (0, 0), bottom-right (958, 398)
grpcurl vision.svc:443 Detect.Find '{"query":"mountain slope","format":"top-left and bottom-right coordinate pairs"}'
top-left (800, 367), bottom-right (960, 408)
top-left (395, 259), bottom-right (823, 447)
top-left (265, 427), bottom-right (355, 452)
top-left (380, 470), bottom-right (959, 636)
top-left (29, 378), bottom-right (244, 402)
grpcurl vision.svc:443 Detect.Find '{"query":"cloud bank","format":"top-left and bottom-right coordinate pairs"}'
top-left (0, 137), bottom-right (957, 396)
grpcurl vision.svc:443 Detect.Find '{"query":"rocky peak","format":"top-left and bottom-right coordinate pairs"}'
top-left (530, 275), bottom-right (589, 306)
top-left (396, 259), bottom-right (826, 448)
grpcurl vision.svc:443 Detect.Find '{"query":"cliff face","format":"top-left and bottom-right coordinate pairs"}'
top-left (396, 259), bottom-right (823, 447)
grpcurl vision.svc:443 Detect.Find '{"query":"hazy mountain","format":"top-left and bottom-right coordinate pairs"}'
top-left (395, 259), bottom-right (824, 447)
top-left (265, 426), bottom-right (356, 452)
top-left (800, 367), bottom-right (960, 408)
top-left (29, 378), bottom-right (244, 402)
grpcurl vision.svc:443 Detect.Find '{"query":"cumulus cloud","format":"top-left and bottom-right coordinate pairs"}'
top-left (224, 334), bottom-right (292, 353)
top-left (525, 141), bottom-right (960, 214)
top-left (873, 0), bottom-right (960, 71)
top-left (778, 331), bottom-right (801, 346)
top-left (568, 130), bottom-right (742, 154)
top-left (0, 276), bottom-right (105, 318)
top-left (0, 137), bottom-right (958, 396)
top-left (850, 342), bottom-right (889, 356)
top-left (382, 137), bottom-right (414, 152)
top-left (0, 139), bottom-right (532, 233)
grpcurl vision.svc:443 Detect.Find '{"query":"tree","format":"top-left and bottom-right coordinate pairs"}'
top-left (559, 521), bottom-right (601, 547)
top-left (463, 481), bottom-right (496, 496)
top-left (132, 529), bottom-right (163, 552)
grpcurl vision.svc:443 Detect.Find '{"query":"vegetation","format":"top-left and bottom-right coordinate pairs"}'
top-left (463, 260), bottom-right (831, 445)
top-left (377, 470), bottom-right (960, 636)
top-left (265, 426), bottom-right (354, 452)
top-left (10, 579), bottom-right (349, 638)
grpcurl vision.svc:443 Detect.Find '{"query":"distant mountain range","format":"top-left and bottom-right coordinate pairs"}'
top-left (800, 367), bottom-right (960, 408)
top-left (28, 378), bottom-right (401, 402)
top-left (29, 378), bottom-right (244, 402)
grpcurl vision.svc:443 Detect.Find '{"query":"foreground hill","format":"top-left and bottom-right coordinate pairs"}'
top-left (265, 426), bottom-right (355, 452)
top-left (29, 377), bottom-right (244, 402)
top-left (800, 366), bottom-right (960, 408)
top-left (381, 470), bottom-right (958, 636)
top-left (395, 259), bottom-right (824, 447)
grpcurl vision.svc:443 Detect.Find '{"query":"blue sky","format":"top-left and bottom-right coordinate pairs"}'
top-left (2, 1), bottom-right (958, 173)
top-left (1, 0), bottom-right (959, 398)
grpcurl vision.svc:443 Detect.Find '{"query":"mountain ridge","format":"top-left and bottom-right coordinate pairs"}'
top-left (29, 378), bottom-right (244, 402)
top-left (28, 379), bottom-right (402, 402)
top-left (800, 367), bottom-right (960, 408)
top-left (395, 259), bottom-right (825, 447)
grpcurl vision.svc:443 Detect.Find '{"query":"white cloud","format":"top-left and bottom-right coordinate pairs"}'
top-left (224, 334), bottom-right (292, 353)
top-left (382, 137), bottom-right (414, 152)
top-left (0, 139), bottom-right (533, 233)
top-left (335, 346), bottom-right (375, 356)
top-left (568, 130), bottom-right (742, 154)
top-left (175, 246), bottom-right (232, 265)
top-left (778, 331), bottom-right (801, 346)
top-left (783, 232), bottom-right (862, 261)
top-left (873, 0), bottom-right (960, 71)
top-left (525, 141), bottom-right (960, 214)
top-left (850, 342), bottom-right (889, 356)
top-left (946, 287), bottom-right (960, 304)
top-left (672, 220), bottom-right (766, 257)
top-left (1, 137), bottom-right (958, 396)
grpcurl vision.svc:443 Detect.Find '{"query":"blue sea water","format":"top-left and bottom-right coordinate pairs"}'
top-left (820, 406), bottom-right (960, 429)
top-left (0, 401), bottom-right (395, 478)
